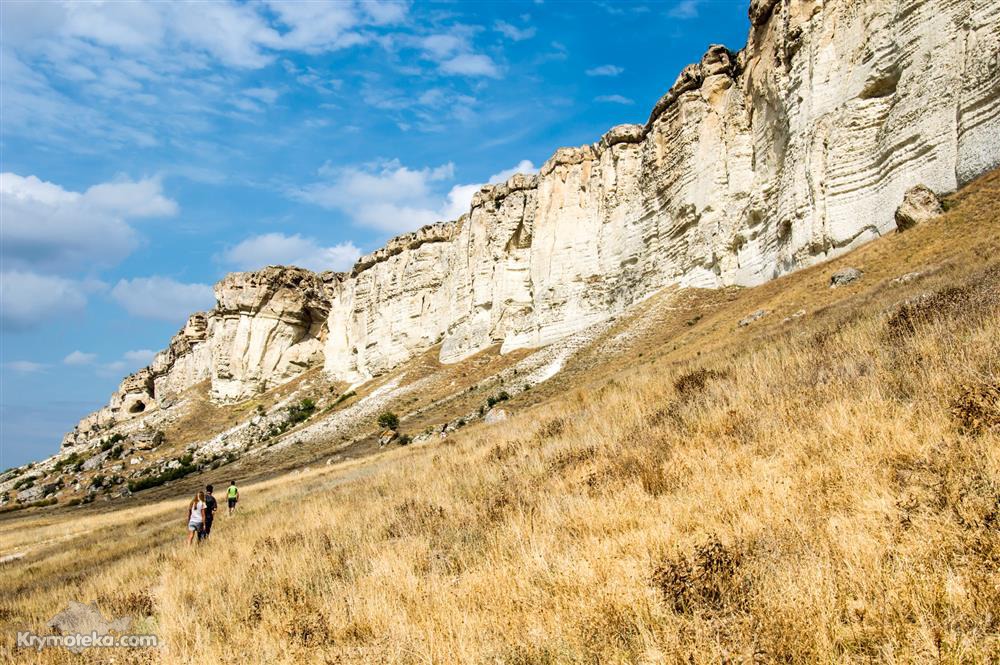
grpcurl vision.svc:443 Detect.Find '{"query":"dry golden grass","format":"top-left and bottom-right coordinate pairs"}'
top-left (1, 171), bottom-right (999, 663)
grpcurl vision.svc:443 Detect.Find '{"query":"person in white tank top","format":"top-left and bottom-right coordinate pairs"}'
top-left (187, 491), bottom-right (206, 546)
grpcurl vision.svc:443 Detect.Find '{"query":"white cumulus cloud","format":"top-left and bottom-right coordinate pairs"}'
top-left (123, 349), bottom-right (156, 365)
top-left (0, 271), bottom-right (92, 331)
top-left (292, 158), bottom-right (537, 234)
top-left (222, 233), bottom-right (361, 272)
top-left (64, 351), bottom-right (97, 366)
top-left (0, 172), bottom-right (177, 273)
top-left (110, 277), bottom-right (215, 322)
top-left (439, 53), bottom-right (502, 78)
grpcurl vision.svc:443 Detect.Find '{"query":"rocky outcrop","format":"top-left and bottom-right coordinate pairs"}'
top-left (895, 185), bottom-right (944, 232)
top-left (830, 267), bottom-right (864, 288)
top-left (61, 0), bottom-right (1000, 449)
top-left (61, 267), bottom-right (334, 449)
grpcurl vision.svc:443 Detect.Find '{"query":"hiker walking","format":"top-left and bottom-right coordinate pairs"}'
top-left (199, 485), bottom-right (218, 541)
top-left (226, 480), bottom-right (239, 515)
top-left (187, 491), bottom-right (206, 545)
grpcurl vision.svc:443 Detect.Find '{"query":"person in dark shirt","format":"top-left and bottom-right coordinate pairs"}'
top-left (200, 484), bottom-right (218, 540)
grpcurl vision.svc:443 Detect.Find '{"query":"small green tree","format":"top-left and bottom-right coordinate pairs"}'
top-left (377, 411), bottom-right (399, 430)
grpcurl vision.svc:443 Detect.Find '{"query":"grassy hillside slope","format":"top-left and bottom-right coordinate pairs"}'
top-left (0, 169), bottom-right (998, 663)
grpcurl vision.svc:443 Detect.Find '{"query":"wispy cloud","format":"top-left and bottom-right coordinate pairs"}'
top-left (402, 28), bottom-right (504, 79)
top-left (0, 1), bottom-right (409, 150)
top-left (667, 0), bottom-right (702, 19)
top-left (595, 94), bottom-right (634, 104)
top-left (5, 361), bottom-right (49, 374)
top-left (597, 2), bottom-right (651, 15)
top-left (243, 87), bottom-right (281, 104)
top-left (495, 20), bottom-right (536, 41)
top-left (586, 65), bottom-right (624, 77)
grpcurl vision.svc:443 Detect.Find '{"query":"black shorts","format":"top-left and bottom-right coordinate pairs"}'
top-left (228, 498), bottom-right (237, 508)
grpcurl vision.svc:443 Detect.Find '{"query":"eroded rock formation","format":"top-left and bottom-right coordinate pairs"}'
top-left (61, 0), bottom-right (1000, 450)
top-left (61, 268), bottom-right (334, 448)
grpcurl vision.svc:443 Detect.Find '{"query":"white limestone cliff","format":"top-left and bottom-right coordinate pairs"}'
top-left (322, 0), bottom-right (1000, 380)
top-left (61, 0), bottom-right (1000, 450)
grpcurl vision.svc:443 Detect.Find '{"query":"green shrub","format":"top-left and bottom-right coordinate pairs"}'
top-left (397, 433), bottom-right (412, 446)
top-left (13, 476), bottom-right (35, 491)
top-left (377, 412), bottom-right (400, 430)
top-left (99, 433), bottom-right (126, 451)
top-left (53, 453), bottom-right (82, 474)
top-left (486, 391), bottom-right (511, 408)
top-left (287, 398), bottom-right (316, 426)
top-left (1, 496), bottom-right (59, 513)
top-left (127, 462), bottom-right (197, 493)
top-left (90, 475), bottom-right (105, 489)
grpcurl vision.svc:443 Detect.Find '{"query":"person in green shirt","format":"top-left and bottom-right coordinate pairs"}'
top-left (226, 480), bottom-right (239, 515)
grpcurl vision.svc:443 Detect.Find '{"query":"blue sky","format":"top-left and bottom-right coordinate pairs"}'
top-left (0, 0), bottom-right (750, 469)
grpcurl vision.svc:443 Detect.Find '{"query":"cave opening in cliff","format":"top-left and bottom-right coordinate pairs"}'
top-left (128, 401), bottom-right (146, 414)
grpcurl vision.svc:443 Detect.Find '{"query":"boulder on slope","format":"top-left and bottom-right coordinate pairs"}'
top-left (895, 185), bottom-right (943, 232)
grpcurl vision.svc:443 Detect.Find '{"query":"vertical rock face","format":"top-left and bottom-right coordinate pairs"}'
top-left (210, 267), bottom-right (333, 401)
top-left (61, 0), bottom-right (1000, 449)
